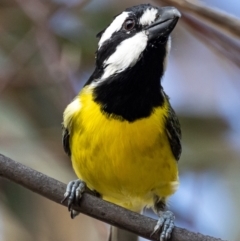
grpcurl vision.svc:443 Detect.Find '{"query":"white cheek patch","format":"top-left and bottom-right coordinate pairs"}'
top-left (101, 32), bottom-right (148, 79)
top-left (139, 8), bottom-right (158, 26)
top-left (98, 12), bottom-right (129, 49)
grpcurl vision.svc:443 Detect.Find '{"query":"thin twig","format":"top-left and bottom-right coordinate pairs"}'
top-left (158, 0), bottom-right (240, 39)
top-left (14, 0), bottom-right (76, 101)
top-left (181, 14), bottom-right (240, 68)
top-left (0, 153), bottom-right (226, 241)
top-left (157, 0), bottom-right (240, 69)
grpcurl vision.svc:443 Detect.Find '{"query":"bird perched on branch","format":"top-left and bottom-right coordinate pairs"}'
top-left (62, 4), bottom-right (181, 241)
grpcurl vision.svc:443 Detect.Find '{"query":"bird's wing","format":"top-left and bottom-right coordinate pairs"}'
top-left (62, 98), bottom-right (82, 157)
top-left (165, 96), bottom-right (182, 161)
top-left (62, 126), bottom-right (71, 156)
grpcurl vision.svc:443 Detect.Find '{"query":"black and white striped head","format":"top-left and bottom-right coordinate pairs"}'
top-left (92, 4), bottom-right (181, 81)
top-left (84, 4), bottom-right (180, 121)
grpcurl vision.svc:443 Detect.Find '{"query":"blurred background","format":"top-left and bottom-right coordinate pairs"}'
top-left (0, 0), bottom-right (240, 240)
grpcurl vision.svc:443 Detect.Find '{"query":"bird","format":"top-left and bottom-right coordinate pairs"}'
top-left (62, 4), bottom-right (181, 241)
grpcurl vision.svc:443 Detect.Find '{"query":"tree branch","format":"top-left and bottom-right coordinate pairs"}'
top-left (0, 153), bottom-right (226, 241)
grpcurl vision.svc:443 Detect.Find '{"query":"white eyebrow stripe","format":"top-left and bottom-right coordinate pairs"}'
top-left (139, 8), bottom-right (158, 26)
top-left (100, 32), bottom-right (148, 79)
top-left (98, 11), bottom-right (129, 49)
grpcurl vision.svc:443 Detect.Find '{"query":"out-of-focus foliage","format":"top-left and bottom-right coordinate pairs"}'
top-left (0, 0), bottom-right (240, 241)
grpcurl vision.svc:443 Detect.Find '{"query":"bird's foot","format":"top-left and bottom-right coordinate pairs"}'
top-left (61, 179), bottom-right (86, 219)
top-left (151, 211), bottom-right (175, 241)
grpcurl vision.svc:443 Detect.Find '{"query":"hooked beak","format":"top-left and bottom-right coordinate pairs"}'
top-left (146, 7), bottom-right (181, 42)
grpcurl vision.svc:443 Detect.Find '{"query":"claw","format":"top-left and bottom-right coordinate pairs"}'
top-left (61, 193), bottom-right (69, 203)
top-left (71, 209), bottom-right (80, 219)
top-left (151, 211), bottom-right (175, 241)
top-left (62, 179), bottom-right (86, 219)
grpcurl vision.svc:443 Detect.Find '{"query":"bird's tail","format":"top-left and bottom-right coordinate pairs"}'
top-left (108, 226), bottom-right (138, 241)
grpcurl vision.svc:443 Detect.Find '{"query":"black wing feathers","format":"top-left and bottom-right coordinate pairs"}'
top-left (164, 95), bottom-right (182, 161)
top-left (62, 126), bottom-right (71, 156)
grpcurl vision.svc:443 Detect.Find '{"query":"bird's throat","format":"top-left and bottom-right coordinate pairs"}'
top-left (93, 73), bottom-right (165, 122)
top-left (91, 44), bottom-right (168, 122)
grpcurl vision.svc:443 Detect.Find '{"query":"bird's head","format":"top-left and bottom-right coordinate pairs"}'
top-left (93, 4), bottom-right (181, 81)
top-left (85, 4), bottom-right (181, 121)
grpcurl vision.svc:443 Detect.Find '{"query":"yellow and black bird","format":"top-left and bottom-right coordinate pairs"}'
top-left (62, 4), bottom-right (181, 241)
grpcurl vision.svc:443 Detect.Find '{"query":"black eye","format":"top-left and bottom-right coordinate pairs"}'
top-left (123, 18), bottom-right (135, 31)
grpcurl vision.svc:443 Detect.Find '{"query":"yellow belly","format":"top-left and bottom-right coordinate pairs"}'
top-left (69, 88), bottom-right (178, 211)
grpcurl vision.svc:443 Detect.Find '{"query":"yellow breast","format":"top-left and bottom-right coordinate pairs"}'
top-left (65, 87), bottom-right (178, 211)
